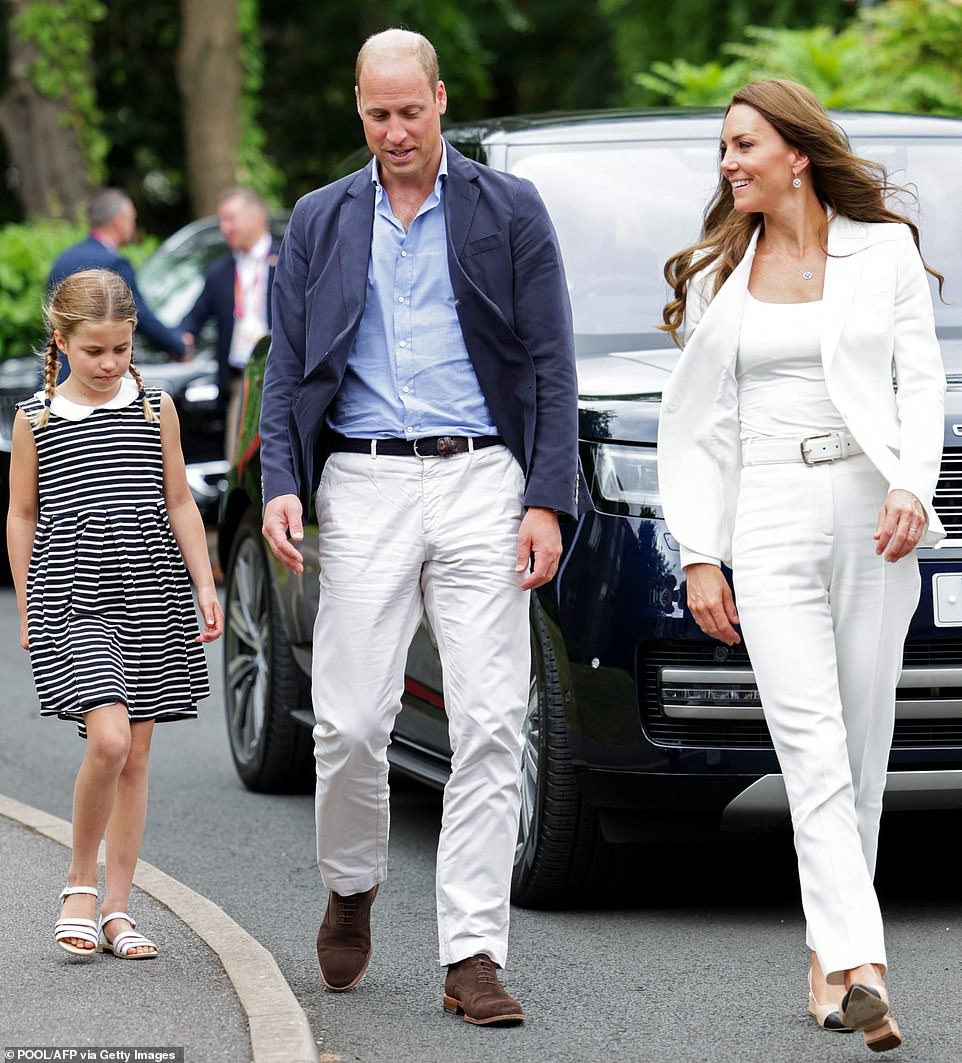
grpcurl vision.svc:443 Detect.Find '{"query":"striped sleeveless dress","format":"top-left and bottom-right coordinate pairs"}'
top-left (17, 380), bottom-right (210, 738)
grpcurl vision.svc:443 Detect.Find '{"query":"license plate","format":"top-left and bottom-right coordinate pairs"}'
top-left (933, 574), bottom-right (962, 627)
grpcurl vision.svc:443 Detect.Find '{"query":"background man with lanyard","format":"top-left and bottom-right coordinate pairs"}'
top-left (180, 188), bottom-right (278, 461)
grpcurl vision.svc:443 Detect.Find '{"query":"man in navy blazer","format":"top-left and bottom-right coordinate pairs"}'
top-left (260, 29), bottom-right (581, 1025)
top-left (48, 189), bottom-right (187, 360)
top-left (180, 188), bottom-right (279, 460)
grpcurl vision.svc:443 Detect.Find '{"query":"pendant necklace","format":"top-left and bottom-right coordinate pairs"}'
top-left (768, 244), bottom-right (819, 280)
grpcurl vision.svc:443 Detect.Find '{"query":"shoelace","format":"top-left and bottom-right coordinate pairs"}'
top-left (334, 898), bottom-right (359, 928)
top-left (469, 956), bottom-right (498, 985)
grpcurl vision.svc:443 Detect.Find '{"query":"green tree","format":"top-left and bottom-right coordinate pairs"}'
top-left (0, 0), bottom-right (106, 220)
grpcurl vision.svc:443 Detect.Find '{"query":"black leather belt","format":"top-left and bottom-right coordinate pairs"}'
top-left (330, 433), bottom-right (503, 458)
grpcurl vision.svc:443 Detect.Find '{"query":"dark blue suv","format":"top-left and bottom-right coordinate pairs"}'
top-left (217, 110), bottom-right (962, 907)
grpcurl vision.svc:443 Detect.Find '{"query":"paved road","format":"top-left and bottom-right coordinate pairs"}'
top-left (1, 587), bottom-right (960, 1062)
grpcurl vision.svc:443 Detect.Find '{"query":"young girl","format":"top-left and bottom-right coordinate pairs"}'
top-left (6, 268), bottom-right (223, 960)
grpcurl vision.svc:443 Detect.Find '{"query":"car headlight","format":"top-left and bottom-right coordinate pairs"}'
top-left (584, 441), bottom-right (661, 517)
top-left (184, 380), bottom-right (220, 405)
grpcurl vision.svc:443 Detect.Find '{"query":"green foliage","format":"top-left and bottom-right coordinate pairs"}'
top-left (92, 0), bottom-right (185, 236)
top-left (605, 0), bottom-right (851, 105)
top-left (860, 0), bottom-right (962, 115)
top-left (634, 0), bottom-right (962, 116)
top-left (236, 0), bottom-right (285, 206)
top-left (12, 0), bottom-right (108, 186)
top-left (636, 24), bottom-right (869, 107)
top-left (0, 221), bottom-right (157, 361)
top-left (636, 59), bottom-right (751, 107)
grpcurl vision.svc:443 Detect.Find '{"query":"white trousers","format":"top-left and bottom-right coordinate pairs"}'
top-left (731, 453), bottom-right (920, 979)
top-left (310, 445), bottom-right (530, 968)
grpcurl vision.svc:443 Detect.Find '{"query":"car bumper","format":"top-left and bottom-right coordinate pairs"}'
top-left (554, 511), bottom-right (962, 829)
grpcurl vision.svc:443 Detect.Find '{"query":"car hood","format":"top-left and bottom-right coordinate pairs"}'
top-left (577, 337), bottom-right (962, 445)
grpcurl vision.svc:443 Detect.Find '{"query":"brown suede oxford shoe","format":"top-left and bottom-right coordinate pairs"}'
top-left (443, 953), bottom-right (525, 1025)
top-left (316, 884), bottom-right (379, 991)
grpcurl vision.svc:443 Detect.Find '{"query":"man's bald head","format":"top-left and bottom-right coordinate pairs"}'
top-left (355, 28), bottom-right (439, 96)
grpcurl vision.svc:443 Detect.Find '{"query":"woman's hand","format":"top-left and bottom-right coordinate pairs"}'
top-left (20, 615), bottom-right (28, 651)
top-left (875, 489), bottom-right (927, 562)
top-left (684, 563), bottom-right (741, 645)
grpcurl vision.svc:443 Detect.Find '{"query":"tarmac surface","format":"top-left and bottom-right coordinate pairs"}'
top-left (0, 797), bottom-right (318, 1063)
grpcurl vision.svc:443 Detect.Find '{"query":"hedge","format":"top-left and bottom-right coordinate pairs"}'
top-left (0, 222), bottom-right (157, 361)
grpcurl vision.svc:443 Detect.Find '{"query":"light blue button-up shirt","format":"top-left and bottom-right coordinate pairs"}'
top-left (326, 143), bottom-right (497, 439)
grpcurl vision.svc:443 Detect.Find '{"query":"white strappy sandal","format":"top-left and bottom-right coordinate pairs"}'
top-left (97, 911), bottom-right (158, 959)
top-left (55, 885), bottom-right (99, 956)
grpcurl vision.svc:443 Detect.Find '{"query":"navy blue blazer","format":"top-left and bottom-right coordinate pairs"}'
top-left (261, 143), bottom-right (585, 519)
top-left (48, 236), bottom-right (186, 358)
top-left (179, 240), bottom-right (279, 408)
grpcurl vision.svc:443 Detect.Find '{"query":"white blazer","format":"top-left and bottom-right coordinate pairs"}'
top-left (657, 213), bottom-right (946, 566)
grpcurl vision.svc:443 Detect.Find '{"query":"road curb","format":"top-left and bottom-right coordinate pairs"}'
top-left (0, 792), bottom-right (320, 1063)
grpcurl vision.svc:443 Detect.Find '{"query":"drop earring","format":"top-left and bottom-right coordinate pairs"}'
top-left (792, 175), bottom-right (802, 188)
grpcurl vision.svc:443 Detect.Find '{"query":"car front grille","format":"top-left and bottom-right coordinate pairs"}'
top-left (640, 640), bottom-right (962, 750)
top-left (934, 448), bottom-right (962, 539)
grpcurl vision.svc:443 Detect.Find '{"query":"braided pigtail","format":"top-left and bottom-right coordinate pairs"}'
top-left (31, 335), bottom-right (62, 429)
top-left (128, 361), bottom-right (157, 423)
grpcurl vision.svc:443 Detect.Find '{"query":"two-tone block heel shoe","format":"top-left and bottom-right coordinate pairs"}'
top-left (841, 984), bottom-right (903, 1053)
top-left (807, 967), bottom-right (853, 1032)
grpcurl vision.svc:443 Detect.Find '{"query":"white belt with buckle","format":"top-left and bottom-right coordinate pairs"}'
top-left (742, 431), bottom-right (863, 467)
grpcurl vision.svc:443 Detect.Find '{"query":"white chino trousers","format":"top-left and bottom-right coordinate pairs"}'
top-left (731, 452), bottom-right (920, 979)
top-left (310, 445), bottom-right (530, 968)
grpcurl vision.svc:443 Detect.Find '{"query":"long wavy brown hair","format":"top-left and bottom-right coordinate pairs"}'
top-left (661, 79), bottom-right (944, 346)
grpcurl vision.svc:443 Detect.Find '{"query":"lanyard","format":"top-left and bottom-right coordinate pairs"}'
top-left (233, 249), bottom-right (270, 320)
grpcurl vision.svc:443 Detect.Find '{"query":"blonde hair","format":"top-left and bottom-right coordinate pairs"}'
top-left (661, 79), bottom-right (944, 345)
top-left (34, 269), bottom-right (155, 427)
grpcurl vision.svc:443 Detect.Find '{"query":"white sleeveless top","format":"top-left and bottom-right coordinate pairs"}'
top-left (736, 292), bottom-right (845, 438)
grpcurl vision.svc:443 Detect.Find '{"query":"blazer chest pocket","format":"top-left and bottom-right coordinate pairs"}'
top-left (465, 231), bottom-right (505, 257)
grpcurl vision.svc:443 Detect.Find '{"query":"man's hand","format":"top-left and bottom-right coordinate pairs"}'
top-left (685, 563), bottom-right (741, 645)
top-left (263, 493), bottom-right (305, 575)
top-left (875, 489), bottom-right (927, 562)
top-left (515, 507), bottom-right (562, 590)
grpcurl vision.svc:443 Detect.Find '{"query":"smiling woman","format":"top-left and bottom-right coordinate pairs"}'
top-left (658, 79), bottom-right (948, 1052)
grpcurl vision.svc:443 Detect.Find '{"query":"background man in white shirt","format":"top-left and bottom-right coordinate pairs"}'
top-left (180, 188), bottom-right (279, 461)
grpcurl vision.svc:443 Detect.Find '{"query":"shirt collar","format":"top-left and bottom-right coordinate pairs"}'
top-left (370, 139), bottom-right (448, 200)
top-left (37, 375), bottom-right (140, 422)
top-left (235, 231), bottom-right (272, 264)
top-left (90, 230), bottom-right (118, 251)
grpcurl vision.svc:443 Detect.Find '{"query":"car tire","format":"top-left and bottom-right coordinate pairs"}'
top-left (511, 602), bottom-right (620, 908)
top-left (223, 516), bottom-right (313, 793)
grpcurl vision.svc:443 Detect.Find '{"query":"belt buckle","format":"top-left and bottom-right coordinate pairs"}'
top-left (413, 435), bottom-right (459, 459)
top-left (800, 432), bottom-right (842, 466)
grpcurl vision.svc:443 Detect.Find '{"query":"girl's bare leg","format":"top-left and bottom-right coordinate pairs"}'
top-left (60, 704), bottom-right (131, 949)
top-left (102, 720), bottom-right (156, 956)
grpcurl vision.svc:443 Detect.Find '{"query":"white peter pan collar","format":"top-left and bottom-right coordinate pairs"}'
top-left (36, 376), bottom-right (140, 422)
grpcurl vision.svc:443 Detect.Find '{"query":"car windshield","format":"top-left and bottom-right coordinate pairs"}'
top-left (507, 135), bottom-right (962, 359)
